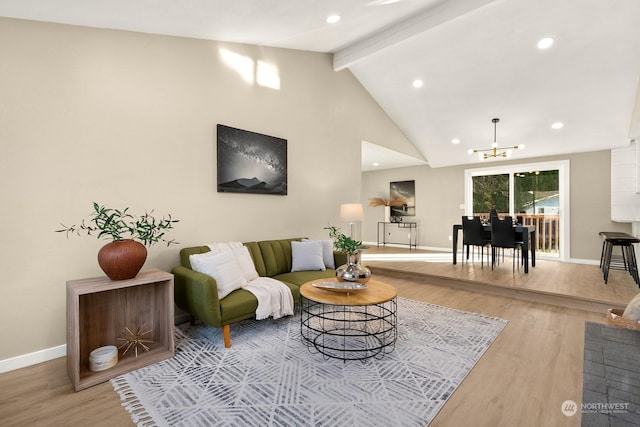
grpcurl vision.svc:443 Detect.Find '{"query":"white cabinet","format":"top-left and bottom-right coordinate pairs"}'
top-left (611, 142), bottom-right (640, 222)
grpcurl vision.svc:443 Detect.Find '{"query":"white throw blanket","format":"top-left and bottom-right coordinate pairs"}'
top-left (207, 242), bottom-right (294, 320)
top-left (243, 277), bottom-right (294, 320)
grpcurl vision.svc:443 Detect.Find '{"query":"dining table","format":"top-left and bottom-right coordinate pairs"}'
top-left (452, 223), bottom-right (536, 273)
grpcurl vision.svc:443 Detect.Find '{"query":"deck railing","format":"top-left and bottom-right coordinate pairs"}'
top-left (520, 214), bottom-right (560, 254)
top-left (475, 213), bottom-right (560, 255)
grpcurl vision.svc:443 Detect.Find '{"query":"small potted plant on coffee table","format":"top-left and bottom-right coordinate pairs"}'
top-left (325, 225), bottom-right (371, 283)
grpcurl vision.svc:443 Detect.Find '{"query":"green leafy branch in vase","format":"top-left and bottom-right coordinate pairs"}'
top-left (56, 202), bottom-right (179, 246)
top-left (324, 225), bottom-right (366, 256)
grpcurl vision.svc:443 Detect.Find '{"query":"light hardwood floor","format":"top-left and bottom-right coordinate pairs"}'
top-left (388, 272), bottom-right (604, 427)
top-left (0, 249), bottom-right (636, 426)
top-left (362, 246), bottom-right (639, 311)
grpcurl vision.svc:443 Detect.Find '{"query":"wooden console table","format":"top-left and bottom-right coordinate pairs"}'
top-left (66, 269), bottom-right (174, 391)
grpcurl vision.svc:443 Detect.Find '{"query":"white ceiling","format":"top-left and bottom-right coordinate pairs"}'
top-left (2, 0), bottom-right (639, 169)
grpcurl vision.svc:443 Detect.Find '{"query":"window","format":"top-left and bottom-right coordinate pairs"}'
top-left (465, 161), bottom-right (569, 261)
top-left (472, 174), bottom-right (509, 217)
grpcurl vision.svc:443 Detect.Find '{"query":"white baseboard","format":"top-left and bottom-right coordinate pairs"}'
top-left (0, 315), bottom-right (192, 374)
top-left (363, 241), bottom-right (602, 265)
top-left (0, 344), bottom-right (66, 374)
top-left (570, 258), bottom-right (600, 266)
top-left (362, 241), bottom-right (450, 252)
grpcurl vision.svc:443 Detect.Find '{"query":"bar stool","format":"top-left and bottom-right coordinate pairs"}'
top-left (598, 232), bottom-right (640, 285)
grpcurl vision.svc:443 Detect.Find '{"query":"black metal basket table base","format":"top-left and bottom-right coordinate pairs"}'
top-left (300, 278), bottom-right (397, 362)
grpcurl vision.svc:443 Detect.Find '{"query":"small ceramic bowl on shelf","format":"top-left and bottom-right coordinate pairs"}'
top-left (89, 345), bottom-right (118, 372)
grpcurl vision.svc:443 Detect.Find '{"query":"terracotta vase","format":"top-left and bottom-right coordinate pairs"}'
top-left (97, 239), bottom-right (147, 280)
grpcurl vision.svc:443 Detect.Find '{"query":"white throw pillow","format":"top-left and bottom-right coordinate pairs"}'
top-left (207, 241), bottom-right (243, 254)
top-left (233, 246), bottom-right (259, 282)
top-left (622, 292), bottom-right (640, 321)
top-left (189, 250), bottom-right (246, 300)
top-left (302, 238), bottom-right (335, 269)
top-left (291, 240), bottom-right (326, 272)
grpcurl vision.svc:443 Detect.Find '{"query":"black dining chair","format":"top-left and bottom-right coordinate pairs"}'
top-left (491, 216), bottom-right (524, 272)
top-left (462, 216), bottom-right (491, 267)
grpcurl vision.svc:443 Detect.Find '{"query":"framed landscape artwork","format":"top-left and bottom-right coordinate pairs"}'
top-left (390, 180), bottom-right (415, 216)
top-left (217, 124), bottom-right (287, 195)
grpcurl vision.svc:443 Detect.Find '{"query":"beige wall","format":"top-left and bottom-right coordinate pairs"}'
top-left (0, 18), bottom-right (415, 361)
top-left (362, 150), bottom-right (631, 260)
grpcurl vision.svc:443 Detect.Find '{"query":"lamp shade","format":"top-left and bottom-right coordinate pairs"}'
top-left (340, 203), bottom-right (363, 222)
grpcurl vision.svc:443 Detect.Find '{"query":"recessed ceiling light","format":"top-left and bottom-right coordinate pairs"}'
top-left (372, 162), bottom-right (380, 166)
top-left (551, 122), bottom-right (564, 129)
top-left (412, 79), bottom-right (424, 88)
top-left (451, 138), bottom-right (460, 144)
top-left (326, 15), bottom-right (340, 24)
top-left (537, 37), bottom-right (554, 49)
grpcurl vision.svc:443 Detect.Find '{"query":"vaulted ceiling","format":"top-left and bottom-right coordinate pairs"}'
top-left (2, 0), bottom-right (639, 169)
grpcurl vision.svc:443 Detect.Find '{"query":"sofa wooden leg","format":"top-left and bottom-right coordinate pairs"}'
top-left (189, 314), bottom-right (196, 326)
top-left (222, 324), bottom-right (231, 348)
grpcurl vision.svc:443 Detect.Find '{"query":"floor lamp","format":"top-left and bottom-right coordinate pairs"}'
top-left (340, 203), bottom-right (363, 238)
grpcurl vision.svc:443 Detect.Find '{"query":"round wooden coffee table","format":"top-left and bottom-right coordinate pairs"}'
top-left (300, 278), bottom-right (397, 361)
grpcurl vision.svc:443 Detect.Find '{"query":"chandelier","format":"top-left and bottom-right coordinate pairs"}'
top-left (468, 118), bottom-right (524, 160)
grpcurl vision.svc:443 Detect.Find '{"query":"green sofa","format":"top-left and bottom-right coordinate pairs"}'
top-left (171, 238), bottom-right (346, 348)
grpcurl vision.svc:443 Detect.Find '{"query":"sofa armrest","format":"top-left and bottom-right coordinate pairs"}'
top-left (171, 266), bottom-right (223, 328)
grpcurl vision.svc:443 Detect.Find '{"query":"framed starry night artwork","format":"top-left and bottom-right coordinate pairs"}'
top-left (217, 124), bottom-right (287, 195)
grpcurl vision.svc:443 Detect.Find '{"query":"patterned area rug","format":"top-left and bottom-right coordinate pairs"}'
top-left (112, 297), bottom-right (507, 426)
